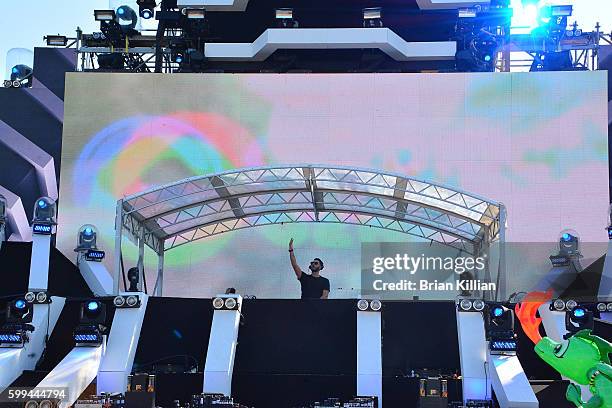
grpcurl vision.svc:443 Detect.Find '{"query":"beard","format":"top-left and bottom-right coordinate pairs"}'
top-left (309, 265), bottom-right (320, 273)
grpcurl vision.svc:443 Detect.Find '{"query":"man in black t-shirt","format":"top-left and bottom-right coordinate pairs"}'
top-left (288, 238), bottom-right (330, 299)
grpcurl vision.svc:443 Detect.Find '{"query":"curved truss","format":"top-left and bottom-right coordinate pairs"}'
top-left (117, 165), bottom-right (505, 256)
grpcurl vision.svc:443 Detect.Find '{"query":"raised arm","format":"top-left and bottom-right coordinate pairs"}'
top-left (289, 238), bottom-right (303, 279)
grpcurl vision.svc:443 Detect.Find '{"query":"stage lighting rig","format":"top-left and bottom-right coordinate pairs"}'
top-left (356, 299), bottom-right (382, 312)
top-left (1, 298), bottom-right (34, 348)
top-left (275, 8), bottom-right (298, 28)
top-left (549, 229), bottom-right (581, 267)
top-left (137, 0), bottom-right (157, 19)
top-left (75, 224), bottom-right (106, 260)
top-left (45, 35), bottom-right (68, 46)
top-left (456, 298), bottom-right (486, 312)
top-left (113, 294), bottom-right (141, 308)
top-left (24, 291), bottom-right (50, 305)
top-left (8, 64), bottom-right (33, 89)
top-left (363, 8), bottom-right (383, 28)
top-left (74, 300), bottom-right (107, 347)
top-left (32, 197), bottom-right (56, 235)
top-left (212, 297), bottom-right (239, 310)
top-left (564, 305), bottom-right (593, 338)
top-left (484, 303), bottom-right (514, 341)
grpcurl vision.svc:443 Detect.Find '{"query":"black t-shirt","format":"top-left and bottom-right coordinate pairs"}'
top-left (298, 273), bottom-right (330, 299)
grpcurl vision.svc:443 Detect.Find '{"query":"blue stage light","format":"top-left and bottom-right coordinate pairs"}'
top-left (37, 199), bottom-right (47, 209)
top-left (484, 55), bottom-right (492, 62)
top-left (175, 55), bottom-right (183, 63)
top-left (562, 233), bottom-right (571, 241)
top-left (84, 227), bottom-right (93, 236)
top-left (87, 301), bottom-right (100, 312)
top-left (15, 299), bottom-right (26, 310)
top-left (117, 7), bottom-right (125, 15)
top-left (492, 306), bottom-right (504, 317)
top-left (573, 307), bottom-right (585, 318)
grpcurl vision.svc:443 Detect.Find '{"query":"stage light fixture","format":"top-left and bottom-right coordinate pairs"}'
top-left (76, 224), bottom-right (99, 251)
top-left (25, 292), bottom-right (35, 303)
top-left (459, 299), bottom-right (473, 311)
top-left (565, 299), bottom-right (577, 311)
top-left (213, 297), bottom-right (224, 309)
top-left (113, 295), bottom-right (140, 308)
top-left (552, 298), bottom-right (566, 311)
top-left (3, 80), bottom-right (10, 88)
top-left (275, 8), bottom-right (298, 28)
top-left (137, 0), bottom-right (156, 19)
top-left (0, 325), bottom-right (29, 348)
top-left (608, 303), bottom-right (612, 312)
top-left (224, 298), bottom-right (237, 310)
top-left (126, 295), bottom-right (139, 307)
top-left (11, 80), bottom-right (21, 88)
top-left (370, 299), bottom-right (382, 311)
top-left (185, 8), bottom-right (205, 19)
top-left (597, 303), bottom-right (607, 312)
top-left (363, 7), bottom-right (383, 28)
top-left (473, 299), bottom-right (485, 311)
top-left (45, 35), bottom-right (68, 46)
top-left (33, 197), bottom-right (56, 224)
top-left (95, 10), bottom-right (117, 21)
top-left (73, 325), bottom-right (102, 346)
top-left (6, 298), bottom-right (33, 323)
top-left (485, 303), bottom-right (514, 341)
top-left (565, 305), bottom-right (593, 337)
top-left (24, 291), bottom-right (49, 304)
top-left (80, 300), bottom-right (106, 326)
top-left (357, 299), bottom-right (369, 311)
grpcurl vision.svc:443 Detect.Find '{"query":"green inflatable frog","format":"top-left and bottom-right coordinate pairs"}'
top-left (535, 329), bottom-right (612, 408)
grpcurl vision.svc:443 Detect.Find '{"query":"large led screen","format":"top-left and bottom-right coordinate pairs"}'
top-left (59, 72), bottom-right (608, 299)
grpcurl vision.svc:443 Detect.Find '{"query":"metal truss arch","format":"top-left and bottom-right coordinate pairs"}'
top-left (117, 165), bottom-right (504, 254)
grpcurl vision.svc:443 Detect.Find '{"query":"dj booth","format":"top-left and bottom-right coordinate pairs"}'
top-left (132, 298), bottom-right (460, 407)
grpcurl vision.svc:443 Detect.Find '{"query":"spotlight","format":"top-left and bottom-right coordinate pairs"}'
top-left (597, 303), bottom-right (607, 312)
top-left (11, 80), bottom-right (21, 88)
top-left (94, 10), bottom-right (117, 21)
top-left (484, 303), bottom-right (514, 341)
top-left (473, 299), bottom-right (485, 311)
top-left (459, 299), bottom-right (473, 311)
top-left (3, 80), bottom-right (10, 88)
top-left (10, 64), bottom-right (32, 82)
top-left (141, 9), bottom-right (154, 19)
top-left (127, 267), bottom-right (140, 292)
top-left (24, 291), bottom-right (49, 304)
top-left (113, 295), bottom-right (140, 308)
top-left (6, 298), bottom-right (33, 323)
top-left (275, 8), bottom-right (298, 28)
top-left (113, 296), bottom-right (126, 307)
top-left (45, 35), bottom-right (68, 46)
top-left (80, 300), bottom-right (106, 325)
top-left (552, 299), bottom-right (566, 311)
top-left (126, 295), bottom-right (139, 307)
top-left (363, 7), bottom-right (383, 28)
top-left (137, 0), bottom-right (156, 19)
top-left (370, 299), bottom-right (382, 311)
top-left (357, 299), bottom-right (369, 311)
top-left (565, 305), bottom-right (593, 337)
top-left (213, 298), bottom-right (224, 309)
top-left (33, 197), bottom-right (56, 224)
top-left (76, 224), bottom-right (100, 252)
top-left (565, 299), bottom-right (578, 311)
top-left (25, 292), bottom-right (36, 303)
top-left (608, 303), bottom-right (612, 312)
top-left (224, 298), bottom-right (237, 310)
top-left (185, 8), bottom-right (205, 19)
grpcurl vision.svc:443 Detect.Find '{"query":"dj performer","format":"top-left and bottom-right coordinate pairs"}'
top-left (288, 238), bottom-right (330, 299)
